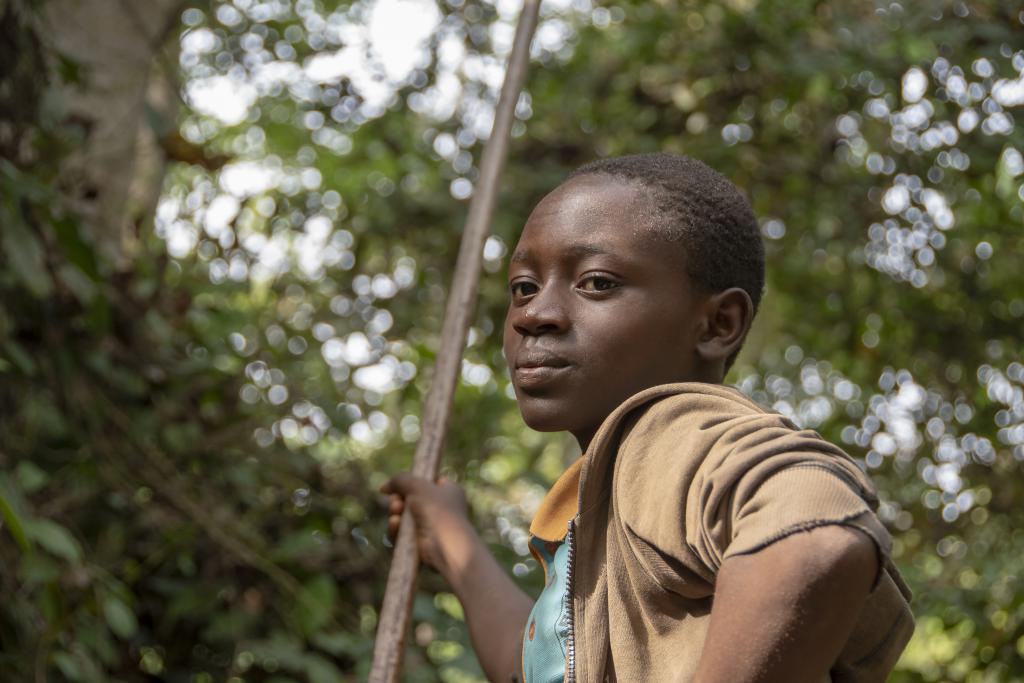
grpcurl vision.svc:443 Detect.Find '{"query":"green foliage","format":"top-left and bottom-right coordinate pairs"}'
top-left (2, 0), bottom-right (1024, 681)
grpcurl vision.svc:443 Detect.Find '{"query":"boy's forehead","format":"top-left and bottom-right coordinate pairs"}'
top-left (541, 175), bottom-right (655, 217)
top-left (516, 175), bottom-right (667, 252)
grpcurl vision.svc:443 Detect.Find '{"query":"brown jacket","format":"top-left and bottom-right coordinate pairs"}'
top-left (566, 383), bottom-right (913, 682)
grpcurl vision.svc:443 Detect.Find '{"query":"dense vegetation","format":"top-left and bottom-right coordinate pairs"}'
top-left (2, 0), bottom-right (1023, 680)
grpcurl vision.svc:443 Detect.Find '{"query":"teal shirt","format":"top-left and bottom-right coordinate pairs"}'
top-left (521, 534), bottom-right (573, 683)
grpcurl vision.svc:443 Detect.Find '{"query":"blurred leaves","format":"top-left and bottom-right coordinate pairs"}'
top-left (0, 481), bottom-right (29, 551)
top-left (0, 204), bottom-right (52, 299)
top-left (103, 596), bottom-right (139, 640)
top-left (24, 518), bottom-right (82, 563)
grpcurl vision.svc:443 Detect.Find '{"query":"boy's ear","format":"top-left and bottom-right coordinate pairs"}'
top-left (695, 287), bottom-right (754, 365)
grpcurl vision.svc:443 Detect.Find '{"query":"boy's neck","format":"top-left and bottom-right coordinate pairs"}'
top-left (572, 375), bottom-right (726, 452)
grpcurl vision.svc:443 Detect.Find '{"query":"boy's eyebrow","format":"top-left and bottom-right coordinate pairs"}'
top-left (510, 243), bottom-right (613, 264)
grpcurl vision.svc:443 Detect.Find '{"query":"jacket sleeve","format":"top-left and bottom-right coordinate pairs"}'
top-left (718, 462), bottom-right (892, 567)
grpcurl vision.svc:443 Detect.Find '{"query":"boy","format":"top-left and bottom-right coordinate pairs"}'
top-left (383, 153), bottom-right (913, 682)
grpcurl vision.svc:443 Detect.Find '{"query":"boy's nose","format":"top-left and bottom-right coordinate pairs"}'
top-left (511, 289), bottom-right (569, 336)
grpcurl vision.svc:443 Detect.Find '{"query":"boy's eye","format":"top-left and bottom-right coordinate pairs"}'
top-left (510, 281), bottom-right (539, 299)
top-left (577, 275), bottom-right (619, 292)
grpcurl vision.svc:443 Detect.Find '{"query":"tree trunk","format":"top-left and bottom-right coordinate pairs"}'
top-left (44, 0), bottom-right (183, 269)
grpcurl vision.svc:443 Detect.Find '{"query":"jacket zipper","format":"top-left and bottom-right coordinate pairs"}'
top-left (565, 518), bottom-right (577, 683)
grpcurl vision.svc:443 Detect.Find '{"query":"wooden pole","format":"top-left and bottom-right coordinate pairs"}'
top-left (369, 2), bottom-right (541, 680)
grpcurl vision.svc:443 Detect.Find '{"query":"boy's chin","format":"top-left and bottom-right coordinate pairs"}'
top-left (517, 408), bottom-right (569, 434)
top-left (515, 397), bottom-right (572, 433)
top-left (515, 398), bottom-right (595, 439)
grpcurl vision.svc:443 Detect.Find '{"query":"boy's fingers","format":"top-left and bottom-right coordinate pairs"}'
top-left (388, 495), bottom-right (404, 515)
top-left (380, 472), bottom-right (429, 497)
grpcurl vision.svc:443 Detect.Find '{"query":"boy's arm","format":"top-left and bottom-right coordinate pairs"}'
top-left (693, 524), bottom-right (878, 682)
top-left (382, 474), bottom-right (533, 683)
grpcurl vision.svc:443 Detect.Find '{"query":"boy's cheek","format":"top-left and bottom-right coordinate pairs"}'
top-left (500, 321), bottom-right (517, 364)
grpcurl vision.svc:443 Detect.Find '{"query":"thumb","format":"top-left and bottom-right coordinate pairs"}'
top-left (380, 471), bottom-right (429, 497)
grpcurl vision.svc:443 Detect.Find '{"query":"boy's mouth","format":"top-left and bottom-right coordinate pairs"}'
top-left (514, 352), bottom-right (571, 389)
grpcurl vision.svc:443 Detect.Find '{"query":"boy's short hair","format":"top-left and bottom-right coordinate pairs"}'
top-left (568, 153), bottom-right (765, 372)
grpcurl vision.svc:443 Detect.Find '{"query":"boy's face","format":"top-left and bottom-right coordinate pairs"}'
top-left (503, 175), bottom-right (711, 450)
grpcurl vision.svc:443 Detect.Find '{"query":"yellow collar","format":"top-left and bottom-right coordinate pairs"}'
top-left (529, 455), bottom-right (585, 542)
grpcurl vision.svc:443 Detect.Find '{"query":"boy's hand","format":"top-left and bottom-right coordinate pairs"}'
top-left (381, 472), bottom-right (535, 683)
top-left (380, 473), bottom-right (472, 576)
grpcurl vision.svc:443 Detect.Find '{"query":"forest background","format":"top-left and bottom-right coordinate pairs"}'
top-left (2, 0), bottom-right (1023, 680)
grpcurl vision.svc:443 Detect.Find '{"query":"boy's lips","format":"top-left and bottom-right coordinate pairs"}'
top-left (513, 351), bottom-right (571, 389)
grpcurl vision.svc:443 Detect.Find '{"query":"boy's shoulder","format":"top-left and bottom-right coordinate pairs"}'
top-left (621, 381), bottom-right (793, 431)
top-left (589, 382), bottom-right (883, 565)
top-left (604, 382), bottom-right (837, 469)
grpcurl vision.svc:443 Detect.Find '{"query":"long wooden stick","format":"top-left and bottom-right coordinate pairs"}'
top-left (369, 2), bottom-right (541, 681)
